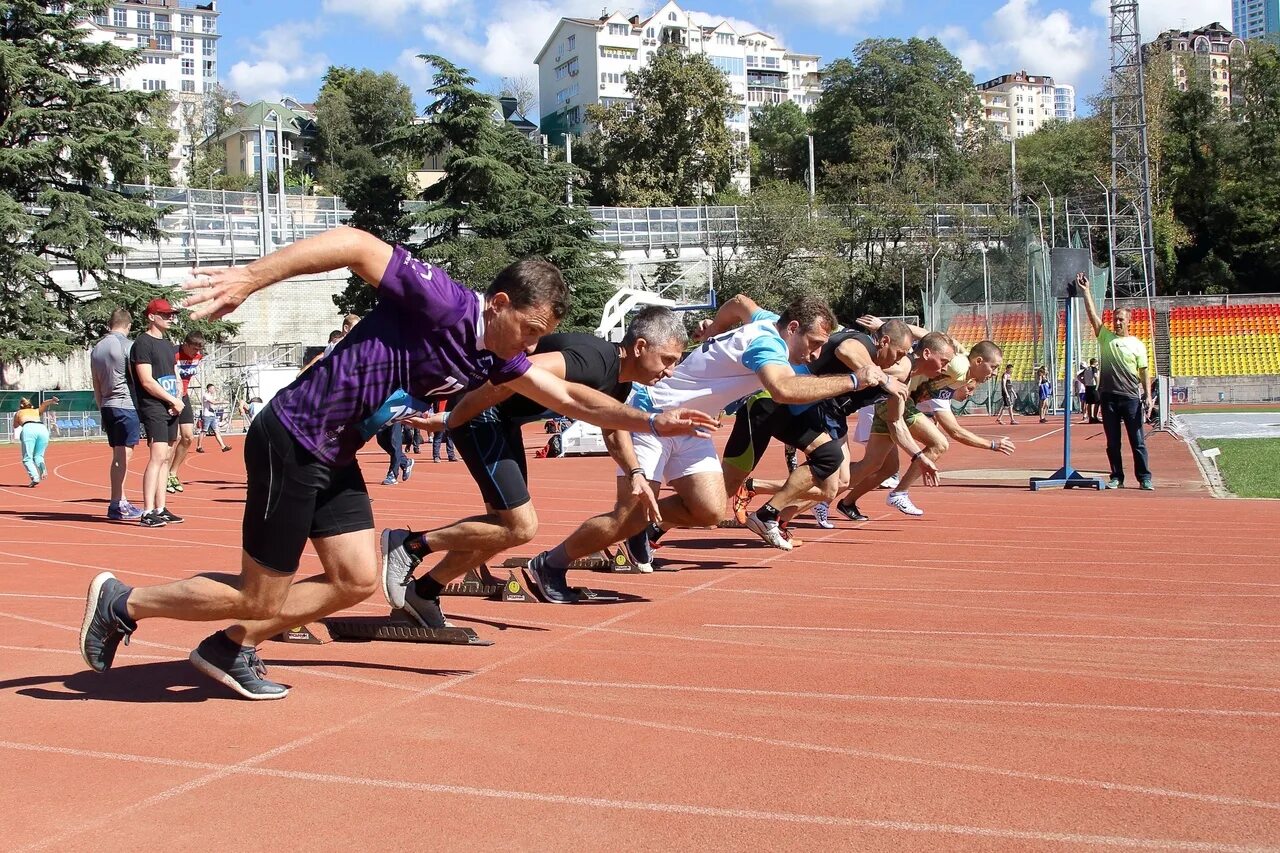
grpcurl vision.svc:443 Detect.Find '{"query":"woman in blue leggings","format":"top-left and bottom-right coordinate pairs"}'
top-left (13, 396), bottom-right (59, 487)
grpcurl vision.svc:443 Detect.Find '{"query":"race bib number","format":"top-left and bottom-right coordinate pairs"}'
top-left (158, 375), bottom-right (179, 397)
top-left (357, 388), bottom-right (433, 440)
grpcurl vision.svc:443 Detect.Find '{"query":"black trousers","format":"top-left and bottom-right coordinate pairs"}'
top-left (1100, 392), bottom-right (1151, 483)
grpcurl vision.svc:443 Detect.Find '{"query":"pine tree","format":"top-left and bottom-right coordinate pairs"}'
top-left (0, 0), bottom-right (173, 363)
top-left (409, 56), bottom-right (618, 332)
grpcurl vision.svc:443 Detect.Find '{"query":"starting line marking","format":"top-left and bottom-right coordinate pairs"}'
top-left (703, 625), bottom-right (1280, 643)
top-left (517, 678), bottom-right (1280, 719)
top-left (1026, 427), bottom-right (1065, 442)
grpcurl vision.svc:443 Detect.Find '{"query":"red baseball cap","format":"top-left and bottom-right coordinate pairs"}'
top-left (146, 297), bottom-right (177, 316)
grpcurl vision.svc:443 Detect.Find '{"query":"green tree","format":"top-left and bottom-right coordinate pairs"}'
top-left (182, 83), bottom-right (240, 189)
top-left (812, 38), bottom-right (982, 191)
top-left (408, 55), bottom-right (619, 332)
top-left (0, 0), bottom-right (172, 363)
top-left (314, 67), bottom-right (419, 315)
top-left (749, 101), bottom-right (810, 187)
top-left (585, 45), bottom-right (739, 205)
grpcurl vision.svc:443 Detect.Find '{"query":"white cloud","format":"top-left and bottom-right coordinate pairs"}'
top-left (767, 0), bottom-right (890, 34)
top-left (933, 0), bottom-right (1100, 85)
top-left (1132, 0), bottom-right (1233, 37)
top-left (227, 21), bottom-right (330, 103)
top-left (419, 0), bottom-right (575, 80)
top-left (321, 0), bottom-right (457, 30)
top-left (686, 10), bottom-right (772, 39)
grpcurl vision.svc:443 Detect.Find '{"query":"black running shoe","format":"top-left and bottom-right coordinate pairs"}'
top-left (523, 552), bottom-right (579, 604)
top-left (139, 511), bottom-right (167, 528)
top-left (189, 632), bottom-right (288, 700)
top-left (402, 583), bottom-right (452, 629)
top-left (157, 508), bottom-right (184, 524)
top-left (833, 501), bottom-right (869, 522)
top-left (80, 572), bottom-right (135, 672)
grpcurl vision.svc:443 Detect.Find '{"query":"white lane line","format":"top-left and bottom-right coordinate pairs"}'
top-left (704, 624), bottom-right (1280, 643)
top-left (0, 742), bottom-right (1268, 851)
top-left (516, 678), bottom-right (1280, 719)
top-left (820, 586), bottom-right (1280, 599)
top-left (1027, 427), bottom-right (1065, 442)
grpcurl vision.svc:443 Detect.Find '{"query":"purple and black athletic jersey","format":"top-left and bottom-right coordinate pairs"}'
top-left (271, 245), bottom-right (531, 466)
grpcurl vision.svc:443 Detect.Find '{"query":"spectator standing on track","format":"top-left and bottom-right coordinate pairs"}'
top-left (195, 383), bottom-right (231, 453)
top-left (169, 331), bottom-right (205, 493)
top-left (90, 309), bottom-right (142, 518)
top-left (13, 396), bottom-right (58, 487)
top-left (995, 363), bottom-right (1017, 425)
top-left (1074, 365), bottom-right (1087, 419)
top-left (1077, 274), bottom-right (1153, 490)
top-left (130, 298), bottom-right (185, 528)
top-left (1036, 366), bottom-right (1052, 423)
top-left (376, 421), bottom-right (412, 485)
top-left (431, 398), bottom-right (457, 462)
top-left (1082, 357), bottom-right (1101, 423)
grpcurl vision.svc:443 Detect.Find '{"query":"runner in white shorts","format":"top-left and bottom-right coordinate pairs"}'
top-left (524, 292), bottom-right (866, 576)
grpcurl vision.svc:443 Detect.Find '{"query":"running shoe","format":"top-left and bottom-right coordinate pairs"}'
top-left (1140, 479), bottom-right (1154, 491)
top-left (221, 445), bottom-right (232, 453)
top-left (139, 511), bottom-right (167, 528)
top-left (27, 479), bottom-right (38, 488)
top-left (381, 475), bottom-right (398, 486)
top-left (732, 483), bottom-right (756, 525)
top-left (402, 582), bottom-right (452, 629)
top-left (745, 512), bottom-right (792, 551)
top-left (834, 500), bottom-right (869, 522)
top-left (523, 552), bottom-right (579, 604)
top-left (401, 457), bottom-right (415, 482)
top-left (157, 508), bottom-right (184, 524)
top-left (166, 473), bottom-right (179, 494)
top-left (107, 502), bottom-right (143, 521)
top-left (79, 572), bottom-right (134, 672)
top-left (813, 502), bottom-right (834, 529)
top-left (879, 473), bottom-right (900, 490)
top-left (622, 527), bottom-right (655, 573)
top-left (189, 632), bottom-right (288, 700)
top-left (1108, 478), bottom-right (1123, 489)
top-left (886, 491), bottom-right (924, 516)
top-left (380, 528), bottom-right (419, 609)
top-left (779, 521), bottom-right (802, 548)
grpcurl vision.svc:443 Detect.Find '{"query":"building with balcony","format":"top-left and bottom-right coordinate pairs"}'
top-left (534, 1), bottom-right (822, 193)
top-left (1144, 23), bottom-right (1246, 109)
top-left (81, 1), bottom-right (220, 182)
top-left (1054, 84), bottom-right (1076, 121)
top-left (977, 71), bottom-right (1066, 140)
top-left (216, 100), bottom-right (316, 182)
top-left (1233, 0), bottom-right (1278, 41)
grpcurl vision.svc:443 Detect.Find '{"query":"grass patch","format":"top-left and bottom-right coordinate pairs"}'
top-left (1199, 438), bottom-right (1280, 498)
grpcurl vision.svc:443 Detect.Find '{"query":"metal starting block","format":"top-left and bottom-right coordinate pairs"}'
top-left (440, 564), bottom-right (537, 602)
top-left (500, 553), bottom-right (627, 600)
top-left (717, 519), bottom-right (745, 529)
top-left (503, 547), bottom-right (640, 575)
top-left (322, 614), bottom-right (493, 646)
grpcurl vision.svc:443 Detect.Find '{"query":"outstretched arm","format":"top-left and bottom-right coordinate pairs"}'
top-left (932, 406), bottom-right (1015, 454)
top-left (505, 366), bottom-right (718, 436)
top-left (37, 396), bottom-right (60, 415)
top-left (757, 363), bottom-right (861, 405)
top-left (693, 294), bottom-right (763, 342)
top-left (857, 314), bottom-right (929, 340)
top-left (182, 226), bottom-right (395, 320)
top-left (1077, 273), bottom-right (1104, 337)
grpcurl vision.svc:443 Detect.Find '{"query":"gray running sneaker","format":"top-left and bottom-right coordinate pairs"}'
top-left (380, 528), bottom-right (420, 609)
top-left (523, 552), bottom-right (579, 604)
top-left (621, 527), bottom-right (655, 573)
top-left (402, 582), bottom-right (453, 629)
top-left (189, 632), bottom-right (288, 700)
top-left (80, 572), bottom-right (135, 672)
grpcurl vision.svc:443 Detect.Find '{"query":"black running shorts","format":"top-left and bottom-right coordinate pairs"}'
top-left (450, 407), bottom-right (532, 511)
top-left (178, 394), bottom-right (195, 426)
top-left (242, 403), bottom-right (373, 574)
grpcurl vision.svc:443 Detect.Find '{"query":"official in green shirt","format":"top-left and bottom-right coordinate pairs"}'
top-left (1078, 274), bottom-right (1153, 490)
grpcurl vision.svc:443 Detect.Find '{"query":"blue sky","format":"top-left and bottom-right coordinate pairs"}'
top-left (217, 0), bottom-right (1231, 115)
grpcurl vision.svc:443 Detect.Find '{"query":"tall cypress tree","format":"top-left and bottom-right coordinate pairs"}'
top-left (0, 0), bottom-right (171, 363)
top-left (409, 56), bottom-right (618, 332)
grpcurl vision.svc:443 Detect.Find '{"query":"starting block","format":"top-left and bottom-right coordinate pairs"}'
top-left (717, 519), bottom-right (745, 529)
top-left (499, 552), bottom-right (627, 600)
top-left (503, 547), bottom-right (640, 575)
top-left (272, 614), bottom-right (493, 646)
top-left (441, 563), bottom-right (537, 602)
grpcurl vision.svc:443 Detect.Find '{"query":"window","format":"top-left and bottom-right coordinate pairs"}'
top-left (137, 33), bottom-right (149, 48)
top-left (204, 60), bottom-right (215, 76)
top-left (717, 32), bottom-right (733, 45)
top-left (112, 7), bottom-right (126, 28)
top-left (157, 34), bottom-right (171, 50)
top-left (92, 11), bottom-right (108, 26)
top-left (608, 22), bottom-right (629, 35)
top-left (145, 55), bottom-right (165, 65)
top-left (182, 37), bottom-right (194, 53)
top-left (182, 58), bottom-right (194, 74)
top-left (202, 16), bottom-right (215, 33)
top-left (137, 10), bottom-right (149, 29)
top-left (709, 55), bottom-right (744, 77)
top-left (155, 13), bottom-right (169, 30)
top-left (181, 13), bottom-right (193, 31)
top-left (203, 40), bottom-right (214, 56)
top-left (668, 11), bottom-right (677, 20)
top-left (204, 81), bottom-right (214, 93)
top-left (567, 34), bottom-right (575, 50)
top-left (646, 27), bottom-right (654, 38)
top-left (143, 79), bottom-right (166, 91)
top-left (182, 79), bottom-right (195, 92)
top-left (600, 46), bottom-right (637, 59)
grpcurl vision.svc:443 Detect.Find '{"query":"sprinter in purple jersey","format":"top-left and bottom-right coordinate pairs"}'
top-left (78, 226), bottom-right (717, 700)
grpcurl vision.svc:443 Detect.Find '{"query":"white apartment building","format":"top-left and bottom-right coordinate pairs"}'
top-left (1054, 84), bottom-right (1075, 121)
top-left (534, 2), bottom-right (822, 192)
top-left (977, 71), bottom-right (1065, 140)
top-left (82, 0), bottom-right (221, 182)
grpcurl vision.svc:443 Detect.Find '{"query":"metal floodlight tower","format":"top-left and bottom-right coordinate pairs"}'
top-left (1109, 1), bottom-right (1157, 299)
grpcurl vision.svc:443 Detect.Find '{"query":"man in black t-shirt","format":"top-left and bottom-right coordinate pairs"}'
top-left (129, 298), bottom-right (185, 528)
top-left (380, 306), bottom-right (689, 615)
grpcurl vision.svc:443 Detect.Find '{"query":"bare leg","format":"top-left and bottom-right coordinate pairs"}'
top-left (421, 502), bottom-right (538, 585)
top-left (171, 423), bottom-right (193, 478)
top-left (561, 471), bottom-right (725, 562)
top-left (109, 445), bottom-right (132, 504)
top-left (233, 529), bottom-right (379, 646)
top-left (142, 440), bottom-right (174, 513)
top-left (839, 435), bottom-right (898, 507)
top-left (126, 550), bottom-right (295, 623)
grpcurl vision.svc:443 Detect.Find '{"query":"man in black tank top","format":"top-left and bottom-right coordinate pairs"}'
top-left (380, 307), bottom-right (689, 618)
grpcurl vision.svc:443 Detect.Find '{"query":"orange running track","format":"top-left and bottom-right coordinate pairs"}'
top-left (1, 417), bottom-right (1277, 852)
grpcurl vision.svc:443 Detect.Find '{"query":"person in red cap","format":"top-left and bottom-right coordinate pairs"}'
top-left (129, 298), bottom-right (185, 528)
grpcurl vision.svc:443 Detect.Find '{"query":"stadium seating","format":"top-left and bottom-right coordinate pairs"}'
top-left (1168, 303), bottom-right (1280, 377)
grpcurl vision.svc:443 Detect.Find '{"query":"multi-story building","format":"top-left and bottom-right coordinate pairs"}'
top-left (976, 71), bottom-right (1065, 140)
top-left (1233, 0), bottom-right (1278, 41)
top-left (81, 1), bottom-right (220, 182)
top-left (1144, 23), bottom-right (1246, 109)
top-left (1054, 84), bottom-right (1076, 121)
top-left (534, 1), bottom-right (822, 192)
top-left (216, 99), bottom-right (316, 182)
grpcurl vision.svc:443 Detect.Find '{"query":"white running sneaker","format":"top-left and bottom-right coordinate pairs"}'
top-left (380, 528), bottom-right (419, 608)
top-left (746, 512), bottom-right (793, 550)
top-left (886, 491), bottom-right (924, 516)
top-left (879, 473), bottom-right (900, 490)
top-left (812, 502), bottom-right (834, 529)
